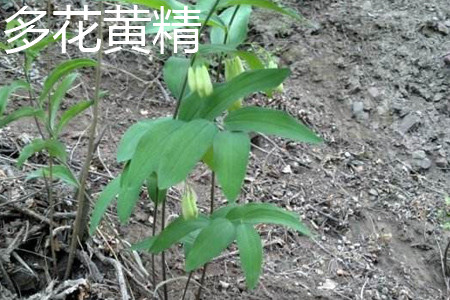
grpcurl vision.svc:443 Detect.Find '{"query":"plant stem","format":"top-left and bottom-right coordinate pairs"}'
top-left (181, 271), bottom-right (193, 300)
top-left (216, 5), bottom-right (241, 82)
top-left (64, 1), bottom-right (104, 280)
top-left (195, 173), bottom-right (216, 300)
top-left (161, 199), bottom-right (168, 300)
top-left (151, 201), bottom-right (159, 288)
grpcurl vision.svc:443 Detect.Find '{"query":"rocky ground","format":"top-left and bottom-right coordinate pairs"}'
top-left (1, 0), bottom-right (450, 299)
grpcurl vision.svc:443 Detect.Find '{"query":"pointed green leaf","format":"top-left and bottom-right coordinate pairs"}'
top-left (198, 44), bottom-right (237, 55)
top-left (89, 176), bottom-right (121, 235)
top-left (50, 73), bottom-right (79, 129)
top-left (26, 165), bottom-right (78, 187)
top-left (39, 59), bottom-right (97, 104)
top-left (55, 100), bottom-right (93, 134)
top-left (217, 0), bottom-right (303, 20)
top-left (236, 51), bottom-right (265, 69)
top-left (163, 56), bottom-right (191, 99)
top-left (186, 218), bottom-right (236, 271)
top-left (118, 119), bottom-right (183, 223)
top-left (0, 107), bottom-right (44, 128)
top-left (198, 69), bottom-right (290, 120)
top-left (158, 119), bottom-right (218, 189)
top-left (149, 216), bottom-right (210, 253)
top-left (225, 107), bottom-right (322, 143)
top-left (116, 119), bottom-right (162, 162)
top-left (236, 224), bottom-right (262, 289)
top-left (214, 131), bottom-right (250, 202)
top-left (211, 5), bottom-right (252, 45)
top-left (146, 173), bottom-right (166, 204)
top-left (0, 80), bottom-right (30, 115)
top-left (181, 229), bottom-right (202, 257)
top-left (226, 203), bottom-right (310, 235)
top-left (17, 139), bottom-right (66, 167)
top-left (132, 236), bottom-right (157, 251)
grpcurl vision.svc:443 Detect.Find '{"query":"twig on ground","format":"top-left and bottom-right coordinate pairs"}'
top-left (94, 250), bottom-right (130, 300)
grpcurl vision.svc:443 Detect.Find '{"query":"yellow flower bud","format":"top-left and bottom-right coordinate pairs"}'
top-left (188, 67), bottom-right (197, 94)
top-left (198, 65), bottom-right (213, 97)
top-left (266, 60), bottom-right (284, 95)
top-left (181, 184), bottom-right (198, 220)
top-left (225, 56), bottom-right (245, 81)
top-left (225, 56), bottom-right (245, 111)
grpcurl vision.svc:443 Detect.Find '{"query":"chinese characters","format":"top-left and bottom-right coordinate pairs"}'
top-left (4, 5), bottom-right (201, 55)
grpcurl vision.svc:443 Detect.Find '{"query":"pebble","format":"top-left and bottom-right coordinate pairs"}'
top-left (436, 156), bottom-right (448, 168)
top-left (412, 150), bottom-right (432, 170)
top-left (397, 113), bottom-right (421, 135)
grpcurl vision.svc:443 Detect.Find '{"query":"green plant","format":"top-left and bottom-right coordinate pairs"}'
top-left (90, 0), bottom-right (321, 295)
top-left (1, 13), bottom-right (101, 278)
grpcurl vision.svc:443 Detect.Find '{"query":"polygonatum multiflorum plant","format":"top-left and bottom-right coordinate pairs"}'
top-left (84, 0), bottom-right (323, 292)
top-left (0, 37), bottom-right (97, 186)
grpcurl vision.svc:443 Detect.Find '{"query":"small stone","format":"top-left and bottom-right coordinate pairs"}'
top-left (282, 165), bottom-right (292, 174)
top-left (433, 93), bottom-right (444, 102)
top-left (436, 156), bottom-right (448, 168)
top-left (397, 113), bottom-right (421, 134)
top-left (369, 189), bottom-right (379, 196)
top-left (219, 281), bottom-right (230, 289)
top-left (368, 87), bottom-right (381, 100)
top-left (412, 150), bottom-right (432, 170)
top-left (412, 150), bottom-right (427, 160)
top-left (319, 279), bottom-right (337, 290)
top-left (437, 22), bottom-right (449, 35)
top-left (352, 101), bottom-right (364, 115)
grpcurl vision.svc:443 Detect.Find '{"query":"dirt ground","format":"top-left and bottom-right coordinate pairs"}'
top-left (1, 0), bottom-right (450, 299)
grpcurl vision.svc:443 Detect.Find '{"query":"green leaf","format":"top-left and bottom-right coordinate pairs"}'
top-left (217, 0), bottom-right (303, 20)
top-left (211, 204), bottom-right (237, 219)
top-left (26, 165), bottom-right (78, 187)
top-left (214, 131), bottom-right (250, 202)
top-left (226, 203), bottom-right (310, 235)
top-left (116, 119), bottom-right (162, 162)
top-left (17, 139), bottom-right (67, 167)
top-left (89, 176), bottom-right (122, 235)
top-left (163, 56), bottom-right (191, 99)
top-left (39, 59), bottom-right (97, 104)
top-left (0, 107), bottom-right (44, 128)
top-left (186, 217), bottom-right (236, 271)
top-left (146, 173), bottom-right (166, 204)
top-left (132, 236), bottom-right (156, 251)
top-left (236, 51), bottom-right (265, 70)
top-left (181, 229), bottom-right (201, 257)
top-left (24, 33), bottom-right (63, 71)
top-left (198, 44), bottom-right (238, 55)
top-left (211, 5), bottom-right (252, 45)
top-left (0, 80), bottom-right (30, 115)
top-left (118, 119), bottom-right (183, 223)
top-left (149, 216), bottom-right (210, 253)
top-left (236, 224), bottom-right (262, 289)
top-left (198, 68), bottom-right (290, 120)
top-left (225, 107), bottom-right (322, 143)
top-left (157, 119), bottom-right (218, 189)
top-left (177, 91), bottom-right (206, 122)
top-left (55, 100), bottom-right (93, 134)
top-left (50, 73), bottom-right (79, 129)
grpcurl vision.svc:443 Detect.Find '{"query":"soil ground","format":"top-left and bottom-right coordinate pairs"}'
top-left (1, 0), bottom-right (450, 299)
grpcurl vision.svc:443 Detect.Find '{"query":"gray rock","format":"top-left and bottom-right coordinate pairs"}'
top-left (397, 113), bottom-right (421, 134)
top-left (352, 101), bottom-right (364, 115)
top-left (436, 156), bottom-right (448, 168)
top-left (412, 150), bottom-right (432, 170)
top-left (368, 87), bottom-right (382, 100)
